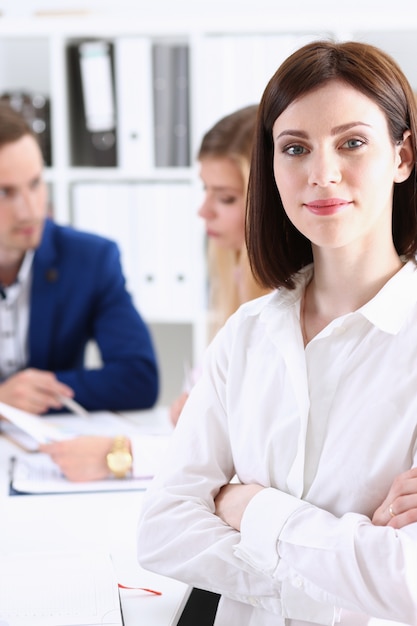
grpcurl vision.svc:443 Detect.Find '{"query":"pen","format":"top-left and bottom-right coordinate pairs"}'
top-left (58, 395), bottom-right (90, 418)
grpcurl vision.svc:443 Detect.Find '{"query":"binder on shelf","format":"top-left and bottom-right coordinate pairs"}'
top-left (172, 44), bottom-right (191, 167)
top-left (71, 181), bottom-right (196, 321)
top-left (0, 91), bottom-right (52, 166)
top-left (114, 36), bottom-right (154, 171)
top-left (152, 42), bottom-right (191, 168)
top-left (131, 182), bottom-right (194, 319)
top-left (163, 183), bottom-right (194, 315)
top-left (71, 183), bottom-right (137, 301)
top-left (152, 43), bottom-right (173, 167)
top-left (68, 40), bottom-right (117, 167)
top-left (129, 184), bottom-right (161, 317)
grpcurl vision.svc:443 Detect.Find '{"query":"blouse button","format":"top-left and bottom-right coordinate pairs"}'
top-left (293, 576), bottom-right (303, 589)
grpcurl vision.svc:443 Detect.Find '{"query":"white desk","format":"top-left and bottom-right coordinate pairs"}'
top-left (0, 409), bottom-right (190, 625)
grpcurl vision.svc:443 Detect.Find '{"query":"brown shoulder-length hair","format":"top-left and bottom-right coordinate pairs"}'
top-left (247, 40), bottom-right (417, 290)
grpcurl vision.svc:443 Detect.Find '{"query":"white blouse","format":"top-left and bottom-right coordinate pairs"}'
top-left (138, 260), bottom-right (417, 626)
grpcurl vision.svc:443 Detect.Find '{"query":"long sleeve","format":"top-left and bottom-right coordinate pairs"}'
top-left (237, 488), bottom-right (417, 624)
top-left (138, 305), bottom-right (301, 618)
top-left (30, 221), bottom-right (159, 411)
top-left (138, 367), bottom-right (284, 615)
top-left (54, 241), bottom-right (159, 410)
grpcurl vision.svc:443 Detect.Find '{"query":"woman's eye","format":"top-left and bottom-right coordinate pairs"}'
top-left (285, 145), bottom-right (306, 156)
top-left (343, 138), bottom-right (364, 149)
top-left (220, 196), bottom-right (238, 205)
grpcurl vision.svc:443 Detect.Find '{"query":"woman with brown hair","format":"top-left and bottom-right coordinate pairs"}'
top-left (138, 40), bottom-right (417, 625)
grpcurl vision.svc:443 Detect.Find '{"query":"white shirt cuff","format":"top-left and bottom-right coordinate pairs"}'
top-left (131, 435), bottom-right (171, 478)
top-left (234, 487), bottom-right (306, 572)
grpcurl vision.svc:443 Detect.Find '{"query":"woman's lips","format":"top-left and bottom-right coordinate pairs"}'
top-left (304, 198), bottom-right (351, 216)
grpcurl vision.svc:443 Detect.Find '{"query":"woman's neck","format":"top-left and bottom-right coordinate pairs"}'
top-left (301, 242), bottom-right (404, 345)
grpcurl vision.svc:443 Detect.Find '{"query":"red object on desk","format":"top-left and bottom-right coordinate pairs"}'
top-left (118, 583), bottom-right (162, 595)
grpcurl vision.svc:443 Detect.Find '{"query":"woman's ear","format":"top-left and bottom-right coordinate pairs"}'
top-left (394, 130), bottom-right (414, 183)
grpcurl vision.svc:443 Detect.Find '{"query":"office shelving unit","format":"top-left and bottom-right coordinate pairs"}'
top-left (0, 7), bottom-right (416, 403)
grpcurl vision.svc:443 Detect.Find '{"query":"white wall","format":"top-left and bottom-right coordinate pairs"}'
top-left (0, 0), bottom-right (415, 22)
top-left (1, 1), bottom-right (416, 85)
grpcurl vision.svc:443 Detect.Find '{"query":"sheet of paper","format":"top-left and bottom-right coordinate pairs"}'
top-left (0, 551), bottom-right (123, 625)
top-left (9, 448), bottom-right (166, 494)
top-left (0, 401), bottom-right (72, 448)
top-left (0, 420), bottom-right (46, 452)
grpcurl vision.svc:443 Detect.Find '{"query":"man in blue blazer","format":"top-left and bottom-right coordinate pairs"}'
top-left (0, 103), bottom-right (158, 414)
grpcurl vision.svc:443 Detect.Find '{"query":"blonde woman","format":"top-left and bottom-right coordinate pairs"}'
top-left (170, 106), bottom-right (269, 424)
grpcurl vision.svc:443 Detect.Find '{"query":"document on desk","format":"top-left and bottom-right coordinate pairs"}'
top-left (0, 551), bottom-right (123, 625)
top-left (8, 442), bottom-right (169, 494)
top-left (0, 401), bottom-right (168, 452)
top-left (1, 401), bottom-right (172, 493)
top-left (0, 401), bottom-right (72, 450)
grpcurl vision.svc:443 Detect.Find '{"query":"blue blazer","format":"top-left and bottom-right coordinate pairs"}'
top-left (28, 219), bottom-right (159, 411)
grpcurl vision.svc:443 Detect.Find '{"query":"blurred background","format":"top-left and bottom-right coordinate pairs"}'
top-left (0, 0), bottom-right (415, 404)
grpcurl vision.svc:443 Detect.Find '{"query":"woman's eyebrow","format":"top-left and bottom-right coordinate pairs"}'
top-left (275, 129), bottom-right (308, 140)
top-left (330, 121), bottom-right (372, 135)
top-left (275, 121), bottom-right (372, 141)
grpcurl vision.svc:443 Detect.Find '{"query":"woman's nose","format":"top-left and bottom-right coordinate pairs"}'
top-left (198, 196), bottom-right (215, 219)
top-left (307, 149), bottom-right (342, 187)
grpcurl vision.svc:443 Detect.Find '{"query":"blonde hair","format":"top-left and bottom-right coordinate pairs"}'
top-left (198, 105), bottom-right (270, 338)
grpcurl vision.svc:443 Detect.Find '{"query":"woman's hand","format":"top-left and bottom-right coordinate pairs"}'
top-left (39, 436), bottom-right (116, 482)
top-left (215, 483), bottom-right (264, 531)
top-left (372, 467), bottom-right (417, 529)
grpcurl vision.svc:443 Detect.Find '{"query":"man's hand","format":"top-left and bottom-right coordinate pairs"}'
top-left (39, 436), bottom-right (119, 482)
top-left (0, 368), bottom-right (74, 414)
top-left (372, 467), bottom-right (417, 529)
top-left (215, 483), bottom-right (264, 531)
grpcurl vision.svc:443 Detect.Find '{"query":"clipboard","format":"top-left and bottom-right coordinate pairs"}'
top-left (8, 453), bottom-right (153, 496)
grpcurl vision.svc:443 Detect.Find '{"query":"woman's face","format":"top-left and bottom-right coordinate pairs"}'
top-left (272, 79), bottom-right (412, 254)
top-left (198, 157), bottom-right (246, 251)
